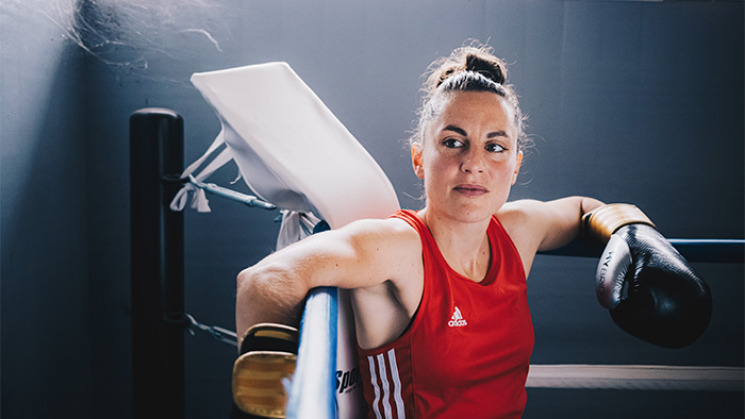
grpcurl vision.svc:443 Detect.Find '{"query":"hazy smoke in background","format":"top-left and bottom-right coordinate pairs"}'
top-left (3, 0), bottom-right (227, 74)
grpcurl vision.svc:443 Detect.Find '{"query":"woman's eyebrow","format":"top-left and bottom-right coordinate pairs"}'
top-left (444, 125), bottom-right (509, 139)
top-left (487, 130), bottom-right (509, 138)
top-left (443, 125), bottom-right (467, 136)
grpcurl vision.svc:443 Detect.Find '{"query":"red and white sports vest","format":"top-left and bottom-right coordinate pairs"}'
top-left (358, 209), bottom-right (534, 419)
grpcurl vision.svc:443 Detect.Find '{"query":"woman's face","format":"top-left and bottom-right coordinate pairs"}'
top-left (413, 90), bottom-right (523, 224)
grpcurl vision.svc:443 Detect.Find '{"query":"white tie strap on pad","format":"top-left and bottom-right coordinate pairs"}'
top-left (177, 62), bottom-right (400, 229)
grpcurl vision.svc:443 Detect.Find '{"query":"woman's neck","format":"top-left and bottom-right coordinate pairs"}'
top-left (417, 207), bottom-right (492, 282)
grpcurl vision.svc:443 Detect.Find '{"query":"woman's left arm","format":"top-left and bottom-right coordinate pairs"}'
top-left (501, 197), bottom-right (712, 348)
top-left (498, 196), bottom-right (604, 275)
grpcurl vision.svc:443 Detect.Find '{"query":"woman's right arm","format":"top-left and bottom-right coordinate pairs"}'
top-left (235, 217), bottom-right (411, 346)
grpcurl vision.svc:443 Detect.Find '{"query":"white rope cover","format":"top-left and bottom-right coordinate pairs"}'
top-left (286, 288), bottom-right (338, 419)
top-left (526, 364), bottom-right (744, 391)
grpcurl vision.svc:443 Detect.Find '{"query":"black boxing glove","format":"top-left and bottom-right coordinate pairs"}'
top-left (584, 204), bottom-right (712, 348)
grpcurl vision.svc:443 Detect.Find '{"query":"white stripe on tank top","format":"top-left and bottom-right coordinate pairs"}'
top-left (367, 349), bottom-right (406, 419)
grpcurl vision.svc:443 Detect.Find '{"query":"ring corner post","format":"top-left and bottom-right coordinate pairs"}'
top-left (129, 108), bottom-right (185, 419)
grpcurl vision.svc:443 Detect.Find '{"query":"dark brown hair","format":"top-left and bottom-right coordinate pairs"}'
top-left (410, 42), bottom-right (528, 151)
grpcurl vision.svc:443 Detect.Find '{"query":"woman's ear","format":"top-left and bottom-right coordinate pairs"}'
top-left (411, 144), bottom-right (425, 179)
top-left (511, 150), bottom-right (523, 185)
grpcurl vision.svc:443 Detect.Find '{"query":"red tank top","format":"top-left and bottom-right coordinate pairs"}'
top-left (358, 209), bottom-right (534, 419)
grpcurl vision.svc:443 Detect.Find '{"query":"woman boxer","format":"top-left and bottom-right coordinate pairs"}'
top-left (233, 44), bottom-right (710, 418)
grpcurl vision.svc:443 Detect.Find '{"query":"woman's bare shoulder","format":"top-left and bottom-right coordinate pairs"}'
top-left (338, 216), bottom-right (421, 260)
top-left (495, 200), bottom-right (552, 276)
top-left (496, 199), bottom-right (546, 226)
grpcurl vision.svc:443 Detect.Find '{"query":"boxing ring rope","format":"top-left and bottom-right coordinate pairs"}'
top-left (131, 106), bottom-right (744, 418)
top-left (539, 237), bottom-right (744, 264)
top-left (286, 287), bottom-right (338, 418)
top-left (187, 174), bottom-right (277, 210)
top-left (526, 365), bottom-right (744, 392)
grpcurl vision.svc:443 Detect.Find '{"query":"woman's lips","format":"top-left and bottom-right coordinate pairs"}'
top-left (453, 184), bottom-right (488, 197)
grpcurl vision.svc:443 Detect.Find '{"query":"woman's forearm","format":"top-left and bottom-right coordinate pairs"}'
top-left (235, 264), bottom-right (308, 347)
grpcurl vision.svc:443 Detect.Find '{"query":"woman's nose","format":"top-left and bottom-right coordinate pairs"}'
top-left (461, 149), bottom-right (484, 173)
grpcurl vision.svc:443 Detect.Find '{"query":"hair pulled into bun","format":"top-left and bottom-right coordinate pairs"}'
top-left (424, 43), bottom-right (508, 98)
top-left (465, 54), bottom-right (506, 84)
top-left (431, 51), bottom-right (507, 91)
top-left (411, 41), bottom-right (529, 152)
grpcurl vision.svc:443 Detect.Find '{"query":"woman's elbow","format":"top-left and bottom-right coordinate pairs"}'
top-left (237, 266), bottom-right (258, 292)
top-left (235, 263), bottom-right (307, 338)
top-left (236, 264), bottom-right (289, 300)
top-left (236, 263), bottom-right (308, 316)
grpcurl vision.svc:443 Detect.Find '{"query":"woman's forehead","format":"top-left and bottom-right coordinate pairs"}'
top-left (432, 92), bottom-right (516, 135)
top-left (445, 91), bottom-right (512, 115)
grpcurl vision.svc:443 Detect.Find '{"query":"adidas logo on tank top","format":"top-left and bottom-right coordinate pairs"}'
top-left (448, 306), bottom-right (467, 327)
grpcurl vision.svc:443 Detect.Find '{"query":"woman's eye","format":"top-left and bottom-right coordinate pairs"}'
top-left (485, 143), bottom-right (506, 153)
top-left (443, 138), bottom-right (464, 148)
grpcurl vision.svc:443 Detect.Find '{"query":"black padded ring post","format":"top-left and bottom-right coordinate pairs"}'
top-left (130, 108), bottom-right (185, 419)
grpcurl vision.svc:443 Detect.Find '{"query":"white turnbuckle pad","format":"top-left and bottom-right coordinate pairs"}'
top-left (178, 62), bottom-right (399, 229)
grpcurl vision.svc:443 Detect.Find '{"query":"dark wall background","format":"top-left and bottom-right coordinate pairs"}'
top-left (1, 0), bottom-right (742, 418)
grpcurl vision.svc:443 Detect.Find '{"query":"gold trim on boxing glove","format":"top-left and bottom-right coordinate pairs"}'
top-left (242, 323), bottom-right (299, 347)
top-left (582, 203), bottom-right (655, 243)
top-left (232, 351), bottom-right (297, 418)
top-left (233, 323), bottom-right (299, 418)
